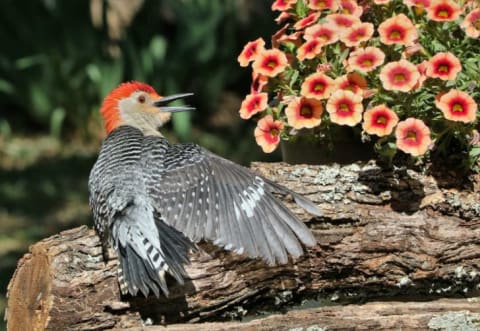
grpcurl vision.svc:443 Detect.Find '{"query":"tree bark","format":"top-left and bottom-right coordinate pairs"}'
top-left (6, 162), bottom-right (480, 330)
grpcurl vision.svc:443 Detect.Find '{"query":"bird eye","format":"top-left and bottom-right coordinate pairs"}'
top-left (138, 95), bottom-right (146, 103)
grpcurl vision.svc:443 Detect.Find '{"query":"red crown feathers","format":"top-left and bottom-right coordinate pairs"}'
top-left (100, 81), bottom-right (157, 133)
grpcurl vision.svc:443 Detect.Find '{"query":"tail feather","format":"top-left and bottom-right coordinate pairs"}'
top-left (112, 208), bottom-right (193, 298)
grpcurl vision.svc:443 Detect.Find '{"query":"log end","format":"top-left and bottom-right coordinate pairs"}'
top-left (6, 243), bottom-right (51, 330)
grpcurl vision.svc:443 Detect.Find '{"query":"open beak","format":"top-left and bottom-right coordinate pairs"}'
top-left (153, 93), bottom-right (196, 113)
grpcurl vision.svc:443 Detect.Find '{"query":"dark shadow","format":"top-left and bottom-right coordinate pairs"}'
top-left (358, 165), bottom-right (425, 214)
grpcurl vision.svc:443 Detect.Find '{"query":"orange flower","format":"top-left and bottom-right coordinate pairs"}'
top-left (272, 0), bottom-right (297, 11)
top-left (461, 8), bottom-right (480, 38)
top-left (294, 12), bottom-right (321, 30)
top-left (341, 22), bottom-right (374, 47)
top-left (304, 23), bottom-right (339, 45)
top-left (239, 93), bottom-right (268, 119)
top-left (285, 97), bottom-right (323, 129)
top-left (297, 39), bottom-right (324, 61)
top-left (379, 60), bottom-right (420, 92)
top-left (435, 89), bottom-right (478, 123)
top-left (252, 49), bottom-right (289, 77)
top-left (300, 72), bottom-right (335, 100)
top-left (395, 118), bottom-right (432, 156)
top-left (275, 11), bottom-right (292, 24)
top-left (250, 72), bottom-right (268, 94)
top-left (335, 72), bottom-right (368, 96)
top-left (378, 14), bottom-right (418, 46)
top-left (325, 14), bottom-right (361, 32)
top-left (339, 0), bottom-right (363, 16)
top-left (346, 47), bottom-right (385, 73)
top-left (403, 0), bottom-right (431, 8)
top-left (426, 52), bottom-right (462, 81)
top-left (402, 43), bottom-right (425, 59)
top-left (414, 60), bottom-right (429, 89)
top-left (308, 0), bottom-right (338, 11)
top-left (272, 25), bottom-right (303, 48)
top-left (254, 115), bottom-right (284, 153)
top-left (426, 0), bottom-right (462, 22)
top-left (362, 104), bottom-right (399, 136)
top-left (237, 38), bottom-right (266, 67)
top-left (326, 90), bottom-right (363, 126)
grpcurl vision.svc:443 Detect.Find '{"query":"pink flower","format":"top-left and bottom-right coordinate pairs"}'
top-left (239, 93), bottom-right (268, 119)
top-left (325, 13), bottom-right (361, 32)
top-left (339, 0), bottom-right (363, 17)
top-left (297, 39), bottom-right (324, 61)
top-left (395, 118), bottom-right (432, 156)
top-left (272, 0), bottom-right (297, 11)
top-left (254, 115), bottom-right (284, 153)
top-left (461, 8), bottom-right (480, 38)
top-left (426, 52), bottom-right (462, 81)
top-left (252, 49), bottom-right (289, 77)
top-left (250, 72), bottom-right (268, 94)
top-left (237, 38), bottom-right (266, 67)
top-left (427, 0), bottom-right (462, 22)
top-left (294, 12), bottom-right (321, 30)
top-left (435, 89), bottom-right (478, 123)
top-left (379, 60), bottom-right (420, 92)
top-left (341, 22), bottom-right (374, 47)
top-left (326, 90), bottom-right (363, 126)
top-left (335, 72), bottom-right (368, 96)
top-left (362, 104), bottom-right (399, 136)
top-left (378, 14), bottom-right (418, 46)
top-left (308, 0), bottom-right (338, 11)
top-left (285, 97), bottom-right (324, 129)
top-left (304, 23), bottom-right (339, 45)
top-left (346, 47), bottom-right (385, 73)
top-left (403, 0), bottom-right (431, 8)
top-left (300, 72), bottom-right (336, 100)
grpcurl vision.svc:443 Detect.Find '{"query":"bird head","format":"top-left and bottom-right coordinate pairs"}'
top-left (100, 81), bottom-right (194, 135)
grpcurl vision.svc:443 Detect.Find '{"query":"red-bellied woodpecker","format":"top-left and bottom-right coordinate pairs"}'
top-left (89, 81), bottom-right (322, 298)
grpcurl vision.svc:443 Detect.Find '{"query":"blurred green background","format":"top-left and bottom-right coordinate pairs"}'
top-left (0, 0), bottom-right (279, 328)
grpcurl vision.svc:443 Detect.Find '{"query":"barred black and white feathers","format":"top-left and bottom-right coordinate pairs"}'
top-left (89, 125), bottom-right (322, 298)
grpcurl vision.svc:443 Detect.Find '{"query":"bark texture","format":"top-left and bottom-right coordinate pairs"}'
top-left (6, 161), bottom-right (480, 330)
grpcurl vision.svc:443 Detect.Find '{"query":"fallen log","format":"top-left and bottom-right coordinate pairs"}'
top-left (6, 161), bottom-right (480, 330)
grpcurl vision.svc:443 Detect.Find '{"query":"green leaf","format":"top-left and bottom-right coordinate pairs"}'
top-left (295, 0), bottom-right (308, 18)
top-left (50, 107), bottom-right (66, 138)
top-left (289, 70), bottom-right (299, 87)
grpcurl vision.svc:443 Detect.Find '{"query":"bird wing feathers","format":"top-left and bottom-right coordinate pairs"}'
top-left (147, 137), bottom-right (321, 265)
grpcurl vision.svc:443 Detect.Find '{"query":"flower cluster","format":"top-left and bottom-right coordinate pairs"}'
top-left (238, 0), bottom-right (480, 169)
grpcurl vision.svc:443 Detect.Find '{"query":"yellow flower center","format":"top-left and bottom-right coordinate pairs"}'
top-left (300, 106), bottom-right (313, 117)
top-left (406, 130), bottom-right (417, 142)
top-left (270, 128), bottom-right (280, 137)
top-left (267, 60), bottom-right (277, 69)
top-left (376, 115), bottom-right (387, 124)
top-left (452, 103), bottom-right (464, 112)
top-left (343, 8), bottom-right (351, 15)
top-left (339, 103), bottom-right (350, 112)
top-left (437, 9), bottom-right (449, 18)
top-left (317, 0), bottom-right (326, 6)
top-left (355, 32), bottom-right (365, 41)
top-left (314, 82), bottom-right (325, 92)
top-left (438, 64), bottom-right (449, 73)
top-left (362, 59), bottom-right (373, 67)
top-left (389, 30), bottom-right (401, 39)
top-left (393, 73), bottom-right (406, 82)
top-left (319, 34), bottom-right (329, 41)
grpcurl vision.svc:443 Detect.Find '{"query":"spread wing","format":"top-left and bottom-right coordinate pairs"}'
top-left (146, 141), bottom-right (321, 265)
